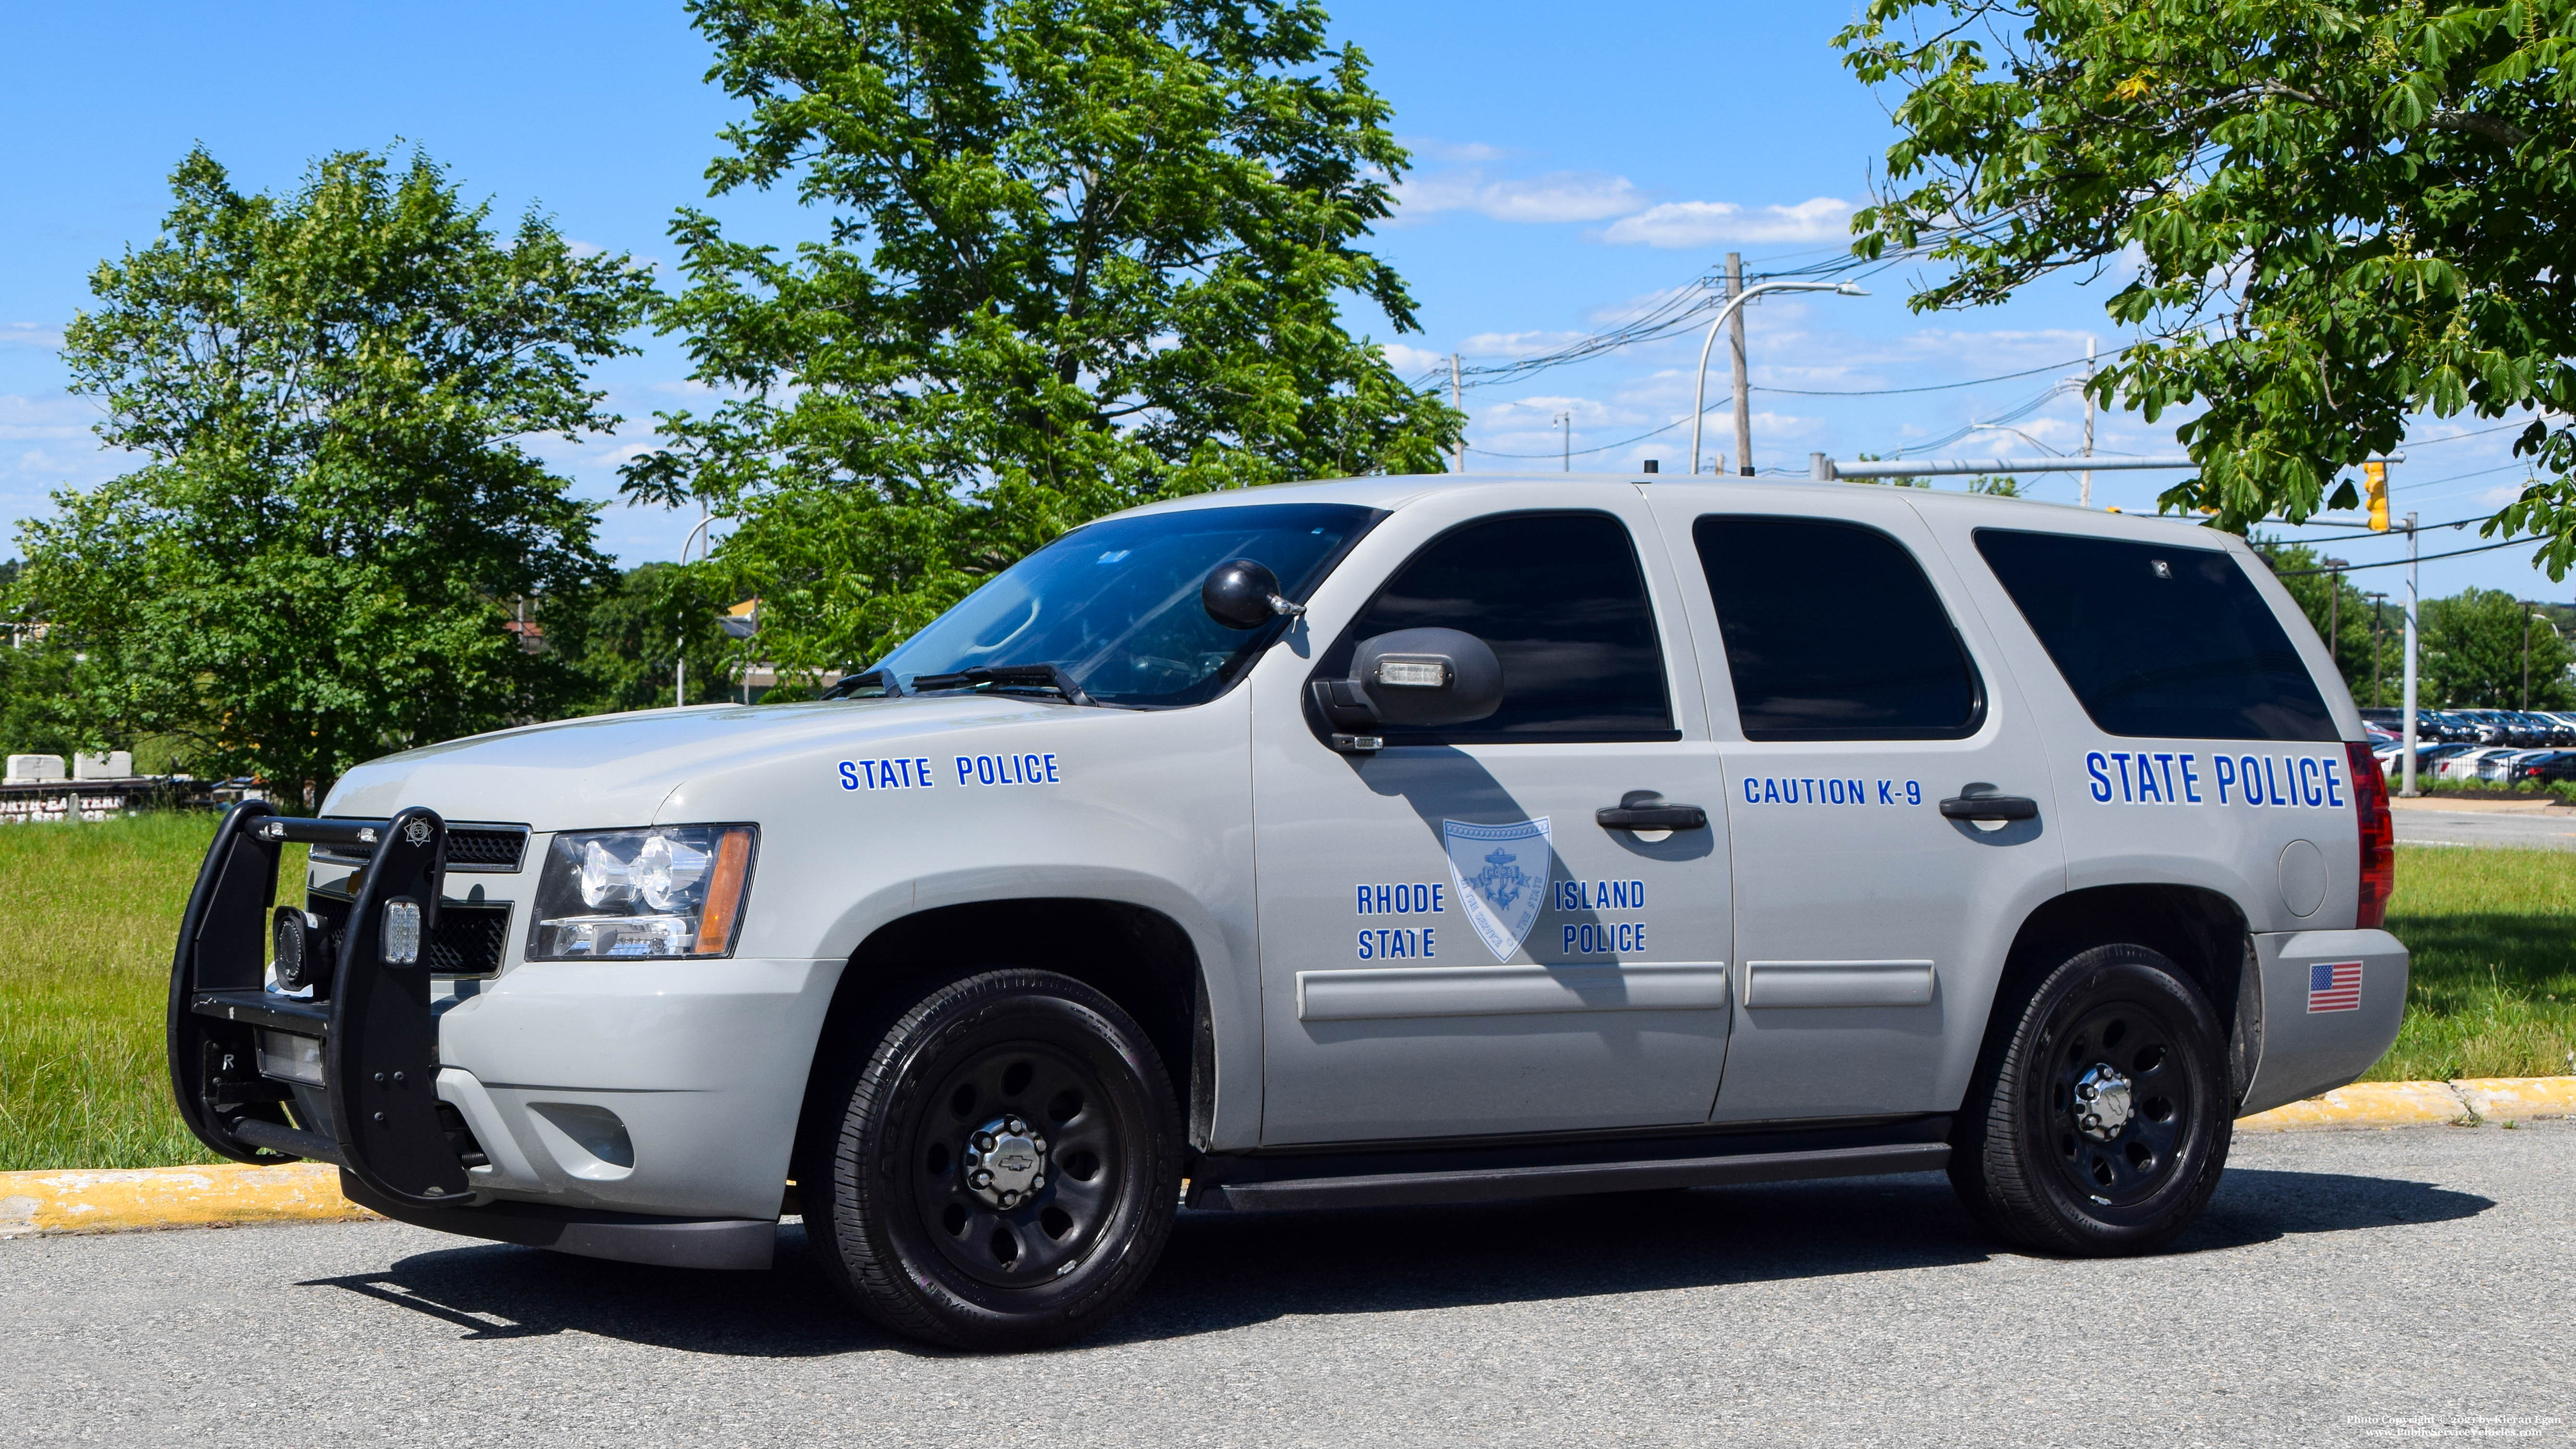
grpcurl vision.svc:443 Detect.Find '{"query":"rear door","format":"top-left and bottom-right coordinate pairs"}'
top-left (1646, 489), bottom-right (2067, 1122)
top-left (1934, 519), bottom-right (2360, 938)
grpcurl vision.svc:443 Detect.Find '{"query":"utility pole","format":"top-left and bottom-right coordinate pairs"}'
top-left (2401, 511), bottom-right (2421, 797)
top-left (1451, 353), bottom-right (1465, 474)
top-left (2081, 336), bottom-right (2096, 509)
top-left (2324, 558), bottom-right (2347, 671)
top-left (1555, 411), bottom-right (1571, 472)
top-left (2366, 591), bottom-right (2387, 707)
top-left (2525, 606), bottom-right (2535, 710)
top-left (1727, 253), bottom-right (1754, 477)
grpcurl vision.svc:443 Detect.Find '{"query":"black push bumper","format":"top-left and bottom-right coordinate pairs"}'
top-left (169, 801), bottom-right (478, 1206)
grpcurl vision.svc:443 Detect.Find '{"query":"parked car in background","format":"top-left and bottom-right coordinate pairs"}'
top-left (2436, 747), bottom-right (2520, 781)
top-left (2506, 751), bottom-right (2576, 785)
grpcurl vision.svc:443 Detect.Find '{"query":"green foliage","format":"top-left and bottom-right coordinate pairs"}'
top-left (2422, 585), bottom-right (2576, 708)
top-left (625, 0), bottom-right (1460, 676)
top-left (1839, 1), bottom-right (2576, 566)
top-left (1965, 473), bottom-right (2023, 496)
top-left (14, 148), bottom-right (655, 805)
top-left (2253, 536), bottom-right (2392, 701)
top-left (546, 562), bottom-right (740, 714)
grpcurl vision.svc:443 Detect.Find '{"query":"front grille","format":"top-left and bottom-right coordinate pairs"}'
top-left (304, 897), bottom-right (512, 977)
top-left (423, 904), bottom-right (511, 975)
top-left (312, 821), bottom-right (528, 872)
top-left (444, 827), bottom-right (529, 871)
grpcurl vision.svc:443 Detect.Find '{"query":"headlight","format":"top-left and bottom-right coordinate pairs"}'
top-left (529, 825), bottom-right (757, 960)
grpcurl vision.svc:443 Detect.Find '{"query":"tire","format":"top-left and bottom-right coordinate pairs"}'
top-left (1949, 943), bottom-right (2232, 1256)
top-left (808, 968), bottom-right (1183, 1351)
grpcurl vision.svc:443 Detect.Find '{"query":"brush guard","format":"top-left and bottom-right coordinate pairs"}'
top-left (166, 800), bottom-right (476, 1206)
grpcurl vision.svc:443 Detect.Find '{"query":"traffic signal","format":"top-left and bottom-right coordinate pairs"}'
top-left (2364, 461), bottom-right (2389, 532)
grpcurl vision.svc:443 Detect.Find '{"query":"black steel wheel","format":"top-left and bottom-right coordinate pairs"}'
top-left (1950, 943), bottom-right (2231, 1255)
top-left (808, 968), bottom-right (1181, 1350)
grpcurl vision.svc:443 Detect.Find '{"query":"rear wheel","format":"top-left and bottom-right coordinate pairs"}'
top-left (1950, 943), bottom-right (2231, 1255)
top-left (809, 968), bottom-right (1182, 1350)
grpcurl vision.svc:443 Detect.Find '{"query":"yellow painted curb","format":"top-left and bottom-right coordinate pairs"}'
top-left (2235, 1080), bottom-right (2473, 1131)
top-left (2450, 1076), bottom-right (2576, 1124)
top-left (2236, 1075), bottom-right (2576, 1131)
top-left (0, 1162), bottom-right (375, 1238)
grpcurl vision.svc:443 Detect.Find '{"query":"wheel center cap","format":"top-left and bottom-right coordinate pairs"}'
top-left (2072, 1063), bottom-right (2134, 1141)
top-left (963, 1116), bottom-right (1047, 1209)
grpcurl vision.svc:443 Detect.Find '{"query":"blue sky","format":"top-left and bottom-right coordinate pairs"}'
top-left (0, 0), bottom-right (2556, 604)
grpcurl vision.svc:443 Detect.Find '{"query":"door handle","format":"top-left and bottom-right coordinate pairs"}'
top-left (1597, 794), bottom-right (1709, 831)
top-left (1938, 794), bottom-right (2039, 822)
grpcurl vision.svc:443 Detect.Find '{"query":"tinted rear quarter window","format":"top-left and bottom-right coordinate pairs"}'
top-left (1330, 511), bottom-right (1673, 743)
top-left (1974, 528), bottom-right (2335, 741)
top-left (1692, 515), bottom-right (1984, 741)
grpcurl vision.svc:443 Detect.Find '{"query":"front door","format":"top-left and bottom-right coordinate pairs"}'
top-left (1250, 490), bottom-right (1735, 1145)
top-left (1648, 491), bottom-right (2067, 1122)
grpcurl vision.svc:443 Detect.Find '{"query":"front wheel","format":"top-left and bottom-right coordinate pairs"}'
top-left (1950, 943), bottom-right (2232, 1255)
top-left (809, 968), bottom-right (1182, 1350)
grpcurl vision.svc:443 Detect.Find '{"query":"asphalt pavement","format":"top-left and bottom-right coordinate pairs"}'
top-left (4, 1121), bottom-right (2568, 1448)
top-left (2392, 805), bottom-right (2576, 851)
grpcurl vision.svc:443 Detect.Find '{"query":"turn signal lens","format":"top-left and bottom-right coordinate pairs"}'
top-left (2347, 742), bottom-right (2394, 929)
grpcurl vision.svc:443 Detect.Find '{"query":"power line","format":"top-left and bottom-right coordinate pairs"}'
top-left (2272, 534), bottom-right (2537, 575)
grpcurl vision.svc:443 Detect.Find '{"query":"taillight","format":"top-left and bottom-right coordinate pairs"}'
top-left (2347, 742), bottom-right (2394, 929)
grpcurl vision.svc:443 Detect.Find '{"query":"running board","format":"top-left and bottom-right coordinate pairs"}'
top-left (1194, 1140), bottom-right (1950, 1212)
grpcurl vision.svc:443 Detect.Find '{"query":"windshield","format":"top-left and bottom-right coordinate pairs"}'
top-left (874, 502), bottom-right (1383, 708)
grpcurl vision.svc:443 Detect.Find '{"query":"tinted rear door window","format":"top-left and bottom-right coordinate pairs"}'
top-left (1974, 528), bottom-right (2335, 742)
top-left (1692, 515), bottom-right (1984, 741)
top-left (1332, 511), bottom-right (1673, 743)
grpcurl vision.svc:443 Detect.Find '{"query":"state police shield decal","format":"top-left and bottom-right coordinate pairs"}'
top-left (1443, 818), bottom-right (1551, 961)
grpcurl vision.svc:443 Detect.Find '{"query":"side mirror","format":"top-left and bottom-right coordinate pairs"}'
top-left (1202, 558), bottom-right (1305, 630)
top-left (1313, 627), bottom-right (1504, 746)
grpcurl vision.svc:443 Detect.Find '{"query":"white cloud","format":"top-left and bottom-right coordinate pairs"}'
top-left (1, 323), bottom-right (64, 350)
top-left (1600, 197), bottom-right (1855, 248)
top-left (1398, 137), bottom-right (1511, 164)
top-left (1459, 329), bottom-right (1588, 359)
top-left (1379, 342), bottom-right (1448, 376)
top-left (0, 394), bottom-right (96, 442)
top-left (1395, 169), bottom-right (1645, 225)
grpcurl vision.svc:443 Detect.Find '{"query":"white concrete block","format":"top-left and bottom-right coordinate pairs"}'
top-left (4, 754), bottom-right (66, 784)
top-left (72, 751), bottom-right (133, 780)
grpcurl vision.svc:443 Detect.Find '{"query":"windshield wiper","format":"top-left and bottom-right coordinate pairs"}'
top-left (821, 669), bottom-right (903, 700)
top-left (906, 664), bottom-right (1097, 706)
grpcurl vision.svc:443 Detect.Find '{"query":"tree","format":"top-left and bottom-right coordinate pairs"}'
top-left (546, 562), bottom-right (739, 715)
top-left (2253, 537), bottom-right (2390, 702)
top-left (13, 148), bottom-right (654, 806)
top-left (2422, 586), bottom-right (2576, 708)
top-left (624, 0), bottom-right (1459, 681)
top-left (1838, 2), bottom-right (2576, 567)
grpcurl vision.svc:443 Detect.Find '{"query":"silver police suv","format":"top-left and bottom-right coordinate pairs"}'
top-left (170, 475), bottom-right (2405, 1349)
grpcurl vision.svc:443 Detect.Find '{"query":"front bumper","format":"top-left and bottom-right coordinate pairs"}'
top-left (168, 804), bottom-right (843, 1262)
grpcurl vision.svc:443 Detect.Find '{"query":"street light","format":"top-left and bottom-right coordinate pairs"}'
top-left (1689, 279), bottom-right (1869, 477)
top-left (676, 509), bottom-right (726, 709)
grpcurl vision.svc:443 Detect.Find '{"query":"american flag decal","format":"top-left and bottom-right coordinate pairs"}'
top-left (2308, 960), bottom-right (2363, 1013)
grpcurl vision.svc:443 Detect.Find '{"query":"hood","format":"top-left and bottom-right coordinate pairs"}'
top-left (323, 694), bottom-right (1076, 829)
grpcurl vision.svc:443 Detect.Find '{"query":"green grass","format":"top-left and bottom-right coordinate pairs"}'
top-left (2370, 844), bottom-right (2576, 1081)
top-left (0, 818), bottom-right (2570, 1169)
top-left (0, 812), bottom-right (304, 1172)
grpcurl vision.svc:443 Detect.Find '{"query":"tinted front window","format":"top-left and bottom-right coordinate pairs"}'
top-left (1974, 528), bottom-right (2335, 741)
top-left (1333, 511), bottom-right (1673, 742)
top-left (1693, 516), bottom-right (1983, 740)
top-left (877, 503), bottom-right (1378, 707)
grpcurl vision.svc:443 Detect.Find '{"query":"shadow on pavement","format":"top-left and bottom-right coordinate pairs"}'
top-left (303, 1163), bottom-right (2491, 1356)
